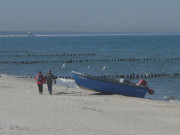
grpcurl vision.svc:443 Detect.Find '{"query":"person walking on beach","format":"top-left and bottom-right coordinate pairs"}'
top-left (36, 71), bottom-right (46, 94)
top-left (45, 70), bottom-right (56, 94)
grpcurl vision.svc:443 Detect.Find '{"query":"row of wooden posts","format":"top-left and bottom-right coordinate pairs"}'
top-left (0, 52), bottom-right (180, 62)
top-left (0, 53), bottom-right (96, 57)
top-left (21, 72), bottom-right (179, 80)
top-left (0, 57), bottom-right (180, 64)
top-left (0, 51), bottom-right (29, 53)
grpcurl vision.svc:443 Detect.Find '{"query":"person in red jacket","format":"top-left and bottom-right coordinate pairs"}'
top-left (36, 71), bottom-right (46, 94)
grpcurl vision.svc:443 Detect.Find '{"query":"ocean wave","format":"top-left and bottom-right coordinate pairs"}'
top-left (164, 96), bottom-right (180, 103)
top-left (56, 78), bottom-right (79, 88)
top-left (0, 73), bottom-right (15, 77)
top-left (0, 73), bottom-right (26, 78)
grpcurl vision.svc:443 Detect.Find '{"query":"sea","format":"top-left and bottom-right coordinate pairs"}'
top-left (0, 32), bottom-right (180, 102)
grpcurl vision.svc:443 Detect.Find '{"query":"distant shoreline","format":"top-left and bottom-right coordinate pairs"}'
top-left (1, 33), bottom-right (180, 37)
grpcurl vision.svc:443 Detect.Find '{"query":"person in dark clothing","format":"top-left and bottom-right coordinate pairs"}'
top-left (36, 71), bottom-right (46, 94)
top-left (45, 70), bottom-right (56, 94)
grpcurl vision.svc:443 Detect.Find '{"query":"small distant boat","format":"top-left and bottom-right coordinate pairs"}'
top-left (72, 71), bottom-right (154, 98)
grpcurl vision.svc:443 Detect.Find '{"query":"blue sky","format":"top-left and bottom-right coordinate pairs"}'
top-left (0, 0), bottom-right (180, 32)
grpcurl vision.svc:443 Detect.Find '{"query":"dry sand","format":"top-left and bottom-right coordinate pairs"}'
top-left (0, 76), bottom-right (180, 135)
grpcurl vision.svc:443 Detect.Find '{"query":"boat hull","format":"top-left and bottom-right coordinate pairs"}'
top-left (72, 71), bottom-right (148, 98)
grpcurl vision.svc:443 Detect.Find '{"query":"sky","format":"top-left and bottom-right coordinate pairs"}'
top-left (0, 0), bottom-right (180, 32)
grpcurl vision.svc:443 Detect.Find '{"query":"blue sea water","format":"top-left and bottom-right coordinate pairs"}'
top-left (0, 33), bottom-right (180, 101)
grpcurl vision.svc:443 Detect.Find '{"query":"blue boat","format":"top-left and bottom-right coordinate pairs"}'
top-left (72, 71), bottom-right (154, 98)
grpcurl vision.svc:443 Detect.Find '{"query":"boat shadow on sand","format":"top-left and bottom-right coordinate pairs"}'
top-left (89, 92), bottom-right (114, 95)
top-left (55, 91), bottom-right (83, 95)
top-left (54, 86), bottom-right (114, 96)
top-left (55, 91), bottom-right (113, 96)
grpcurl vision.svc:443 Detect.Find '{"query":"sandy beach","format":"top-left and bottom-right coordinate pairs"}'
top-left (0, 76), bottom-right (180, 135)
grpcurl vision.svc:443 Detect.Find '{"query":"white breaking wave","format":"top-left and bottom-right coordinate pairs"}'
top-left (0, 73), bottom-right (20, 78)
top-left (164, 96), bottom-right (180, 103)
top-left (56, 78), bottom-right (79, 88)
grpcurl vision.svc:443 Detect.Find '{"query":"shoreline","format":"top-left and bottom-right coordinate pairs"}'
top-left (0, 76), bottom-right (180, 135)
top-left (0, 74), bottom-right (180, 103)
